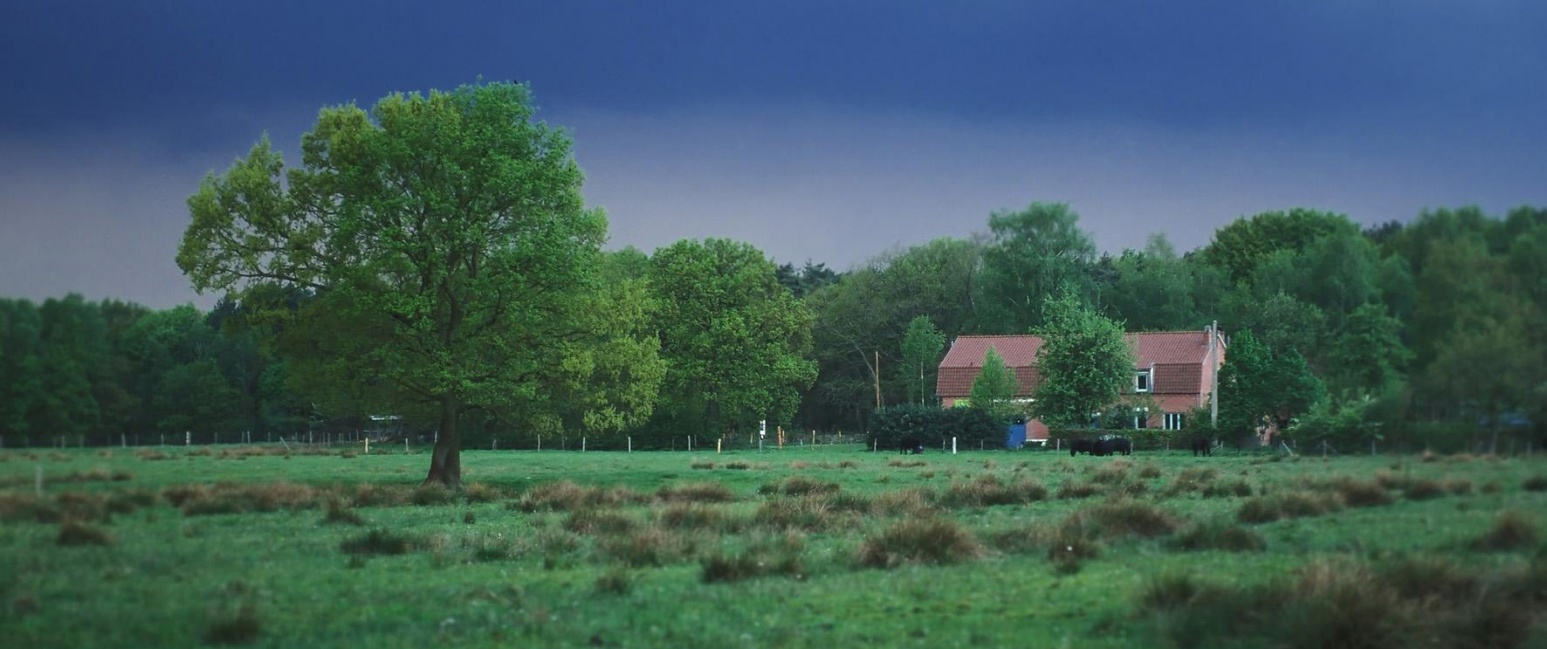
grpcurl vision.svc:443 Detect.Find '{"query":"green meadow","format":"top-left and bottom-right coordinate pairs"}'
top-left (2, 445), bottom-right (1544, 648)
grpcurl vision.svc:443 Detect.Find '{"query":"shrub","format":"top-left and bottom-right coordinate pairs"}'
top-left (868, 404), bottom-right (1002, 451)
top-left (857, 518), bottom-right (983, 569)
top-left (56, 520), bottom-right (114, 547)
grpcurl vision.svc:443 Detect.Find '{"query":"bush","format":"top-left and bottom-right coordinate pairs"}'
top-left (869, 404), bottom-right (1003, 451)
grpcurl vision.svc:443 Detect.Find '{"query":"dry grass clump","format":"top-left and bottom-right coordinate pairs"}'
top-left (564, 509), bottom-right (638, 535)
top-left (701, 532), bottom-right (807, 583)
top-left (1373, 469), bottom-right (1415, 491)
top-left (1163, 467), bottom-right (1220, 496)
top-left (598, 527), bottom-right (695, 567)
top-left (656, 481), bottom-right (737, 504)
top-left (1470, 510), bottom-right (1539, 552)
top-left (409, 483), bottom-right (456, 506)
top-left (1522, 475), bottom-right (1547, 492)
top-left (869, 488), bottom-right (936, 518)
top-left (204, 603), bottom-right (262, 646)
top-left (1091, 460), bottom-right (1133, 485)
top-left (1237, 491), bottom-right (1341, 524)
top-left (788, 461), bottom-right (809, 470)
top-left (1079, 499), bottom-right (1181, 538)
top-left (1326, 477), bottom-right (1394, 508)
top-left (105, 489), bottom-right (158, 516)
top-left (462, 482), bottom-right (504, 504)
top-left (937, 474), bottom-right (1048, 508)
top-left (56, 520), bottom-right (114, 547)
top-left (857, 518), bottom-right (983, 569)
top-left (1199, 479), bottom-right (1253, 498)
top-left (689, 459), bottom-right (715, 470)
top-left (1056, 480), bottom-right (1101, 500)
top-left (723, 460), bottom-right (754, 470)
top-left (322, 499), bottom-right (365, 526)
top-left (0, 493), bottom-right (61, 523)
top-left (758, 475), bottom-right (839, 497)
top-left (136, 449), bottom-right (172, 461)
top-left (752, 496), bottom-right (837, 532)
top-left (1137, 463), bottom-right (1163, 479)
top-left (52, 491), bottom-right (108, 523)
top-left (1138, 556), bottom-right (1543, 649)
top-left (594, 567), bottom-right (633, 595)
top-left (171, 482), bottom-right (320, 516)
top-left (838, 460), bottom-right (858, 469)
top-left (1419, 449), bottom-right (1439, 463)
top-left (655, 503), bottom-right (741, 533)
top-left (887, 458), bottom-right (927, 468)
top-left (348, 483), bottom-right (409, 508)
top-left (1442, 478), bottom-right (1473, 496)
top-left (514, 481), bottom-right (648, 512)
top-left (1169, 520), bottom-right (1266, 553)
top-left (339, 528), bottom-right (421, 555)
top-left (1401, 478), bottom-right (1447, 501)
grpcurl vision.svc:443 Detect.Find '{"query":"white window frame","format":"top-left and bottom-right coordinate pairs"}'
top-left (1134, 369), bottom-right (1151, 393)
top-left (1163, 412), bottom-right (1184, 431)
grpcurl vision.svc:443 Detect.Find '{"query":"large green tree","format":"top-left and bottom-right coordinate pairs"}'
top-left (969, 347), bottom-right (1019, 422)
top-left (649, 239), bottom-right (818, 436)
top-left (1032, 292), bottom-right (1133, 428)
top-left (977, 202), bottom-right (1097, 333)
top-left (900, 315), bottom-right (946, 405)
top-left (1216, 330), bottom-right (1324, 440)
top-left (179, 82), bottom-right (610, 486)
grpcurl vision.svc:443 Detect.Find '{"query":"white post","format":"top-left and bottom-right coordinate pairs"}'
top-left (121, 434), bottom-right (126, 448)
top-left (952, 437), bottom-right (958, 455)
top-left (35, 465), bottom-right (43, 496)
top-left (185, 431), bottom-right (191, 446)
top-left (405, 438), bottom-right (409, 453)
top-left (582, 437), bottom-right (586, 452)
top-left (628, 437), bottom-right (632, 453)
top-left (364, 438), bottom-right (370, 454)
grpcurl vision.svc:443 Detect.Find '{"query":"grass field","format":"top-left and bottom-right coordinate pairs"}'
top-left (2, 444), bottom-right (1545, 648)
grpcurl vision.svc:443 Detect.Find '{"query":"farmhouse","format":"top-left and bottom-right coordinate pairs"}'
top-left (935, 326), bottom-right (1226, 443)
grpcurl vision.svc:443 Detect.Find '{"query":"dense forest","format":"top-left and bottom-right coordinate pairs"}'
top-left (3, 203), bottom-right (1544, 453)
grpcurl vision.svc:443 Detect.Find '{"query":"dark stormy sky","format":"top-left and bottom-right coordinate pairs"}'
top-left (2, 1), bottom-right (1544, 308)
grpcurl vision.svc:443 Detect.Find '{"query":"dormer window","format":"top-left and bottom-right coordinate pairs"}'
top-left (1134, 370), bottom-right (1151, 393)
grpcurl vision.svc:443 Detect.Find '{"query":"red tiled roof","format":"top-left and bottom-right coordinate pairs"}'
top-left (936, 330), bottom-right (1223, 398)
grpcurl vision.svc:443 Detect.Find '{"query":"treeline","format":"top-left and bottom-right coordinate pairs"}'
top-left (3, 203), bottom-right (1545, 450)
top-left (0, 296), bottom-right (309, 446)
top-left (801, 204), bottom-right (1547, 452)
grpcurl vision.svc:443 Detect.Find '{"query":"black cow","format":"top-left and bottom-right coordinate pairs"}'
top-left (1069, 439), bottom-right (1095, 457)
top-left (1104, 436), bottom-right (1133, 456)
top-left (900, 438), bottom-right (924, 455)
top-left (1092, 439), bottom-right (1112, 457)
top-left (1190, 437), bottom-right (1213, 457)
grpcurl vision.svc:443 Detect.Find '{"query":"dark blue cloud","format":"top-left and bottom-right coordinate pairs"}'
top-left (4, 1), bottom-right (1544, 138)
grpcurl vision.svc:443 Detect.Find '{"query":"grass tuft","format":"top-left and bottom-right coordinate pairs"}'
top-left (857, 518), bottom-right (983, 569)
top-left (56, 520), bottom-right (114, 546)
top-left (1169, 520), bottom-right (1266, 553)
top-left (1056, 480), bottom-right (1101, 500)
top-left (340, 528), bottom-right (420, 555)
top-left (657, 482), bottom-right (737, 503)
top-left (1470, 510), bottom-right (1539, 551)
top-left (1522, 475), bottom-right (1547, 492)
top-left (203, 604), bottom-right (262, 646)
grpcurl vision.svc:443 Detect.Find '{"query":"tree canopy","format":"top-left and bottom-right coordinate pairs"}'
top-left (1032, 292), bottom-right (1133, 428)
top-left (178, 82), bottom-right (619, 486)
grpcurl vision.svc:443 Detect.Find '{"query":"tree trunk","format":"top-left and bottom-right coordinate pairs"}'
top-left (423, 393), bottom-right (462, 488)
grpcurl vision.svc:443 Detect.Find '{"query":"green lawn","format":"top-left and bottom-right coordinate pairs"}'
top-left (1, 444), bottom-right (1544, 648)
